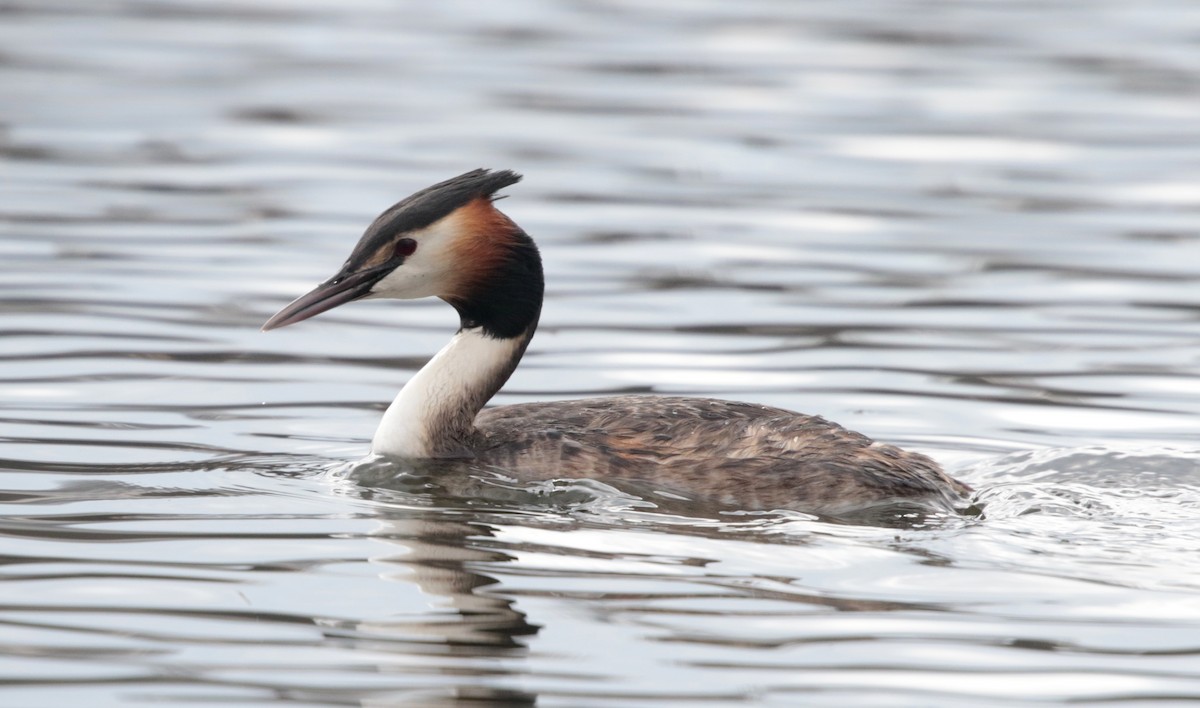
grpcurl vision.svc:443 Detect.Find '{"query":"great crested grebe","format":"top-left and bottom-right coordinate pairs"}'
top-left (263, 169), bottom-right (971, 513)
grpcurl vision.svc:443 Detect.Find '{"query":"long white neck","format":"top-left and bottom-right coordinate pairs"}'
top-left (371, 327), bottom-right (531, 458)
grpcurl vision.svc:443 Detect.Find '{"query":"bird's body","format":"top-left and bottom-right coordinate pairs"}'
top-left (473, 395), bottom-right (967, 513)
top-left (264, 169), bottom-right (971, 514)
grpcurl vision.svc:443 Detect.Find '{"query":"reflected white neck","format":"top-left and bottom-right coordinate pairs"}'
top-left (371, 328), bottom-right (528, 458)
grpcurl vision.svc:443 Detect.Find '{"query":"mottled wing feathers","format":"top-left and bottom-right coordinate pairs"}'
top-left (472, 395), bottom-right (969, 512)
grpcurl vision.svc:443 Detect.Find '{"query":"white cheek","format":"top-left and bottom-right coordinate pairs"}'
top-left (369, 255), bottom-right (441, 299)
top-left (366, 217), bottom-right (460, 300)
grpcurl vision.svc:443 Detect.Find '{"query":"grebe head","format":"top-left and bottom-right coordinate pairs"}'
top-left (262, 169), bottom-right (540, 338)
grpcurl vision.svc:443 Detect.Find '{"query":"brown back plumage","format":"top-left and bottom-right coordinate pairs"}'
top-left (473, 395), bottom-right (970, 513)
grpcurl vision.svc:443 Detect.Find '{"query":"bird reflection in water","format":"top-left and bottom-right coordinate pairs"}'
top-left (329, 467), bottom-right (540, 706)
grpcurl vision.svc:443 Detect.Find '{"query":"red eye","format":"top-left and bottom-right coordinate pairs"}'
top-left (393, 238), bottom-right (418, 258)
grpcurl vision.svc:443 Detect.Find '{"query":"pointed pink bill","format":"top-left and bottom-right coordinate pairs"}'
top-left (261, 267), bottom-right (386, 331)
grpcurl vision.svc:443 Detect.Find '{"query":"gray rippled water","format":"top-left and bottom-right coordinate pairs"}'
top-left (2, 0), bottom-right (1199, 705)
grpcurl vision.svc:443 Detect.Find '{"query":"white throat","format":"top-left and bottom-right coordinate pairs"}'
top-left (371, 328), bottom-right (528, 458)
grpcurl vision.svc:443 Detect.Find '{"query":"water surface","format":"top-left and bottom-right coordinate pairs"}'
top-left (3, 0), bottom-right (1200, 705)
